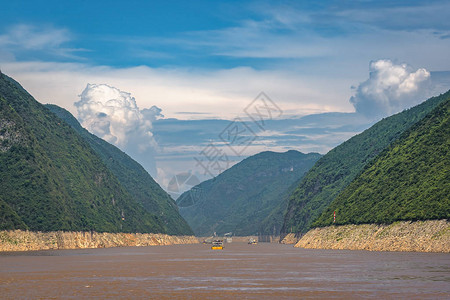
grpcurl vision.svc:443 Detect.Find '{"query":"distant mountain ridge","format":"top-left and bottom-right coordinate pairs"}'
top-left (177, 150), bottom-right (322, 236)
top-left (313, 97), bottom-right (449, 226)
top-left (46, 104), bottom-right (193, 235)
top-left (0, 72), bottom-right (191, 234)
top-left (281, 90), bottom-right (450, 235)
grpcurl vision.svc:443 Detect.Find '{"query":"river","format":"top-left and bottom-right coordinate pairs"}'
top-left (0, 242), bottom-right (449, 299)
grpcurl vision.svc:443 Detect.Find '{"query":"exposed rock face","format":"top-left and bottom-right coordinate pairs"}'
top-left (0, 119), bottom-right (25, 152)
top-left (0, 230), bottom-right (199, 252)
top-left (295, 220), bottom-right (449, 252)
top-left (280, 233), bottom-right (298, 244)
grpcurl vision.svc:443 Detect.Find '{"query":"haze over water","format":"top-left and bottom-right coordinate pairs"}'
top-left (1, 243), bottom-right (449, 299)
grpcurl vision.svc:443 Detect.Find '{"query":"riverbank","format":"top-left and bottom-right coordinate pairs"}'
top-left (0, 230), bottom-right (199, 252)
top-left (295, 220), bottom-right (449, 252)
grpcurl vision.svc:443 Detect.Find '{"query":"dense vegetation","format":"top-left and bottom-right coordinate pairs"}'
top-left (281, 91), bottom-right (450, 235)
top-left (0, 72), bottom-right (173, 233)
top-left (46, 104), bottom-right (192, 235)
top-left (176, 150), bottom-right (321, 236)
top-left (0, 198), bottom-right (28, 230)
top-left (313, 98), bottom-right (449, 226)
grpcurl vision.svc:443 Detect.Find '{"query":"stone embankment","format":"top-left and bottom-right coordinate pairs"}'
top-left (295, 220), bottom-right (449, 252)
top-left (0, 230), bottom-right (199, 252)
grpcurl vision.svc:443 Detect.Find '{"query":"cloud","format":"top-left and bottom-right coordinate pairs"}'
top-left (0, 24), bottom-right (84, 60)
top-left (332, 1), bottom-right (450, 33)
top-left (75, 83), bottom-right (162, 175)
top-left (151, 111), bottom-right (376, 189)
top-left (0, 24), bottom-right (70, 49)
top-left (350, 59), bottom-right (431, 119)
top-left (1, 61), bottom-right (355, 121)
top-left (124, 2), bottom-right (450, 62)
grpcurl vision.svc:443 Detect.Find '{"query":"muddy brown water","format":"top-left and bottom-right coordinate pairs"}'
top-left (0, 243), bottom-right (449, 299)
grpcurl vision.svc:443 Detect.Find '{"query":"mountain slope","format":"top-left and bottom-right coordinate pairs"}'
top-left (46, 104), bottom-right (193, 235)
top-left (0, 198), bottom-right (28, 230)
top-left (281, 91), bottom-right (450, 235)
top-left (0, 72), bottom-right (165, 233)
top-left (176, 150), bottom-right (322, 236)
top-left (313, 98), bottom-right (449, 226)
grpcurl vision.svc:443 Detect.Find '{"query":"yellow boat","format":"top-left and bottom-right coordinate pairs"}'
top-left (211, 240), bottom-right (224, 250)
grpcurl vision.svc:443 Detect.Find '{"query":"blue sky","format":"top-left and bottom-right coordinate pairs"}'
top-left (3, 0), bottom-right (450, 70)
top-left (1, 0), bottom-right (449, 190)
top-left (2, 1), bottom-right (243, 67)
top-left (2, 0), bottom-right (449, 119)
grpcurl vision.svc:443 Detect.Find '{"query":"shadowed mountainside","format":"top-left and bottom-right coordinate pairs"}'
top-left (177, 150), bottom-right (321, 236)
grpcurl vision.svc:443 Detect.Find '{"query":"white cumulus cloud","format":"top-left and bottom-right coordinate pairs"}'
top-left (75, 83), bottom-right (163, 176)
top-left (350, 59), bottom-right (431, 119)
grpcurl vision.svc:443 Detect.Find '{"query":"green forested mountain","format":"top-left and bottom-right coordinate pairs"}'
top-left (313, 98), bottom-right (449, 226)
top-left (0, 72), bottom-right (187, 234)
top-left (46, 104), bottom-right (192, 235)
top-left (281, 91), bottom-right (450, 235)
top-left (176, 150), bottom-right (322, 236)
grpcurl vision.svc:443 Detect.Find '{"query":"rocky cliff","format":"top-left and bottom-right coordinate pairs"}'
top-left (0, 230), bottom-right (199, 252)
top-left (295, 220), bottom-right (449, 252)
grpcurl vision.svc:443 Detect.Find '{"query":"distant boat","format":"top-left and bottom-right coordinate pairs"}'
top-left (248, 238), bottom-right (257, 245)
top-left (224, 232), bottom-right (233, 243)
top-left (211, 240), bottom-right (224, 250)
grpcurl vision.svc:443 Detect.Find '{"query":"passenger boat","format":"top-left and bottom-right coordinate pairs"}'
top-left (211, 240), bottom-right (224, 250)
